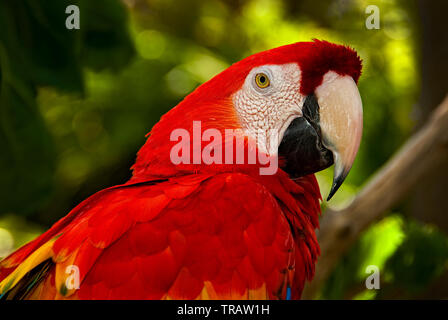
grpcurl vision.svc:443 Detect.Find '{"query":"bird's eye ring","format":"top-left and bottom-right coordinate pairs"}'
top-left (255, 73), bottom-right (270, 89)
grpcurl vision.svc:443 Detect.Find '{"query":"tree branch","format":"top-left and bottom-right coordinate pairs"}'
top-left (302, 94), bottom-right (448, 299)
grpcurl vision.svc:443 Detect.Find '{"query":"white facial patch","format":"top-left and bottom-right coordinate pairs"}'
top-left (232, 63), bottom-right (304, 154)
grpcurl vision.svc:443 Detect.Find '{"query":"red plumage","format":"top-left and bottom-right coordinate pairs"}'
top-left (0, 40), bottom-right (361, 300)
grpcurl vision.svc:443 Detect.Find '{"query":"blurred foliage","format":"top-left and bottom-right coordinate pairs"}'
top-left (321, 215), bottom-right (448, 299)
top-left (0, 0), bottom-right (447, 298)
top-left (322, 214), bottom-right (405, 299)
top-left (0, 214), bottom-right (43, 259)
top-left (0, 0), bottom-right (134, 218)
top-left (380, 219), bottom-right (448, 298)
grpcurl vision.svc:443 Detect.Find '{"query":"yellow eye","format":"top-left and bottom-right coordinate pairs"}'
top-left (255, 73), bottom-right (270, 88)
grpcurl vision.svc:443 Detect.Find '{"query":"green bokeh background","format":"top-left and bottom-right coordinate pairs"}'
top-left (0, 0), bottom-right (447, 299)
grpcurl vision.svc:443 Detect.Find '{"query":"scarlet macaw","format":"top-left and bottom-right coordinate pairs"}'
top-left (0, 40), bottom-right (363, 300)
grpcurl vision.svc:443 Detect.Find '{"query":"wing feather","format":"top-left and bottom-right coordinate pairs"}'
top-left (0, 172), bottom-right (318, 300)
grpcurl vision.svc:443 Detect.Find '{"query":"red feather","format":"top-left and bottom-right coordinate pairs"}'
top-left (0, 40), bottom-right (361, 299)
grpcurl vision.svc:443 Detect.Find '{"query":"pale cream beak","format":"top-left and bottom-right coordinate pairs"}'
top-left (314, 72), bottom-right (363, 200)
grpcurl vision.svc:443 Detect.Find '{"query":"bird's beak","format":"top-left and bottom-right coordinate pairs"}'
top-left (278, 74), bottom-right (363, 201)
top-left (316, 74), bottom-right (363, 200)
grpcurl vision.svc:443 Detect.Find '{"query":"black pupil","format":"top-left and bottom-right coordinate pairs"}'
top-left (259, 75), bottom-right (266, 83)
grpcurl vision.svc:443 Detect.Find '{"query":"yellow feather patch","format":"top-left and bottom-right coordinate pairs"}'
top-left (0, 239), bottom-right (55, 295)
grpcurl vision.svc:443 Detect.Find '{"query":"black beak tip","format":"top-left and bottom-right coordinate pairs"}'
top-left (326, 172), bottom-right (348, 201)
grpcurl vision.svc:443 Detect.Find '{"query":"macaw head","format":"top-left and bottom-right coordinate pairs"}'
top-left (133, 40), bottom-right (363, 200)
